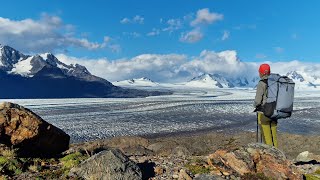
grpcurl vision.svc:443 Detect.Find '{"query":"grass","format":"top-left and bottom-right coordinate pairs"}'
top-left (185, 163), bottom-right (211, 175)
top-left (60, 152), bottom-right (88, 169)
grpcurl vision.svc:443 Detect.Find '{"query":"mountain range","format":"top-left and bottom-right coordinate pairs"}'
top-left (113, 72), bottom-right (319, 90)
top-left (0, 45), bottom-right (168, 98)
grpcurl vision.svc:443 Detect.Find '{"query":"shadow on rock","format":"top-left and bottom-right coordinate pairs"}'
top-left (137, 161), bottom-right (156, 180)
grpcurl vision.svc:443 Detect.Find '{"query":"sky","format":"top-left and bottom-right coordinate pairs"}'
top-left (1, 0), bottom-right (320, 82)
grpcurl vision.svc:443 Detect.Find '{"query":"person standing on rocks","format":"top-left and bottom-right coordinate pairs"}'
top-left (254, 64), bottom-right (278, 147)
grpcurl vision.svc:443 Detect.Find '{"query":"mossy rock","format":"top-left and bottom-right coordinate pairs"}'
top-left (304, 174), bottom-right (320, 180)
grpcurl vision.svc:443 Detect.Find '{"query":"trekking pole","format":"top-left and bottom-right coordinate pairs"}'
top-left (254, 108), bottom-right (258, 142)
top-left (256, 112), bottom-right (259, 143)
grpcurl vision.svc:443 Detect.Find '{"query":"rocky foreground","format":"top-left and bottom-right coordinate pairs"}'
top-left (1, 102), bottom-right (320, 179)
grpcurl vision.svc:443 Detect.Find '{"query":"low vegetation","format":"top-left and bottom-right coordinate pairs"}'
top-left (0, 148), bottom-right (89, 179)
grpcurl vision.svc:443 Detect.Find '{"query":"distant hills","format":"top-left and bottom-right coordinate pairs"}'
top-left (0, 44), bottom-right (169, 98)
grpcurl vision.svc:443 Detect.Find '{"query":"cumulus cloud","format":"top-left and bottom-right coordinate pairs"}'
top-left (120, 15), bottom-right (144, 24)
top-left (190, 8), bottom-right (223, 26)
top-left (180, 28), bottom-right (203, 43)
top-left (221, 30), bottom-right (230, 41)
top-left (0, 14), bottom-right (117, 53)
top-left (55, 50), bottom-right (255, 82)
top-left (179, 8), bottom-right (223, 43)
top-left (56, 53), bottom-right (187, 82)
top-left (56, 50), bottom-right (320, 83)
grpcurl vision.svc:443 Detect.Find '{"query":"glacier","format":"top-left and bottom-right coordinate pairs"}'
top-left (2, 88), bottom-right (320, 143)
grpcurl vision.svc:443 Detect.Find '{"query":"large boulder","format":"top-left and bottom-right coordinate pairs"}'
top-left (0, 102), bottom-right (69, 156)
top-left (208, 143), bottom-right (302, 179)
top-left (69, 149), bottom-right (142, 180)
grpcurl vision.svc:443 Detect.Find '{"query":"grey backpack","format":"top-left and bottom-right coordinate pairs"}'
top-left (263, 73), bottom-right (295, 119)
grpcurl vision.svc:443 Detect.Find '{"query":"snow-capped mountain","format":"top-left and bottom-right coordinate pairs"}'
top-left (113, 77), bottom-right (159, 87)
top-left (0, 44), bottom-right (167, 98)
top-left (0, 45), bottom-right (98, 81)
top-left (114, 71), bottom-right (319, 90)
top-left (185, 74), bottom-right (235, 88)
top-left (286, 71), bottom-right (319, 89)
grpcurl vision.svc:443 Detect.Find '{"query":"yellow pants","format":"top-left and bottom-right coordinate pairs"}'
top-left (257, 112), bottom-right (278, 148)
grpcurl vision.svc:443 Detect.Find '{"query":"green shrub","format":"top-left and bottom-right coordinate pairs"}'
top-left (0, 156), bottom-right (8, 166)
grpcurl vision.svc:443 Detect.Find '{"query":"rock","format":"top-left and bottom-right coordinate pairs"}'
top-left (173, 174), bottom-right (179, 179)
top-left (69, 149), bottom-right (142, 180)
top-left (178, 169), bottom-right (192, 180)
top-left (108, 136), bottom-right (149, 149)
top-left (154, 166), bottom-right (165, 175)
top-left (172, 146), bottom-right (191, 157)
top-left (208, 143), bottom-right (302, 180)
top-left (121, 145), bottom-right (154, 156)
top-left (193, 174), bottom-right (224, 180)
top-left (296, 151), bottom-right (320, 163)
top-left (147, 141), bottom-right (179, 156)
top-left (210, 169), bottom-right (222, 176)
top-left (0, 102), bottom-right (69, 156)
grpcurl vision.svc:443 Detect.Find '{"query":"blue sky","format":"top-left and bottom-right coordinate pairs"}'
top-left (1, 0), bottom-right (320, 63)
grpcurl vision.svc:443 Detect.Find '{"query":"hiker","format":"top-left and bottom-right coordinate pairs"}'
top-left (254, 64), bottom-right (278, 147)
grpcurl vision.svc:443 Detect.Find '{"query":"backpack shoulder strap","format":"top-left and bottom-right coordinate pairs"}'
top-left (259, 78), bottom-right (268, 97)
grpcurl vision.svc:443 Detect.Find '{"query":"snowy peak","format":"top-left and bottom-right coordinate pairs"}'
top-left (286, 71), bottom-right (305, 82)
top-left (186, 73), bottom-right (234, 88)
top-left (113, 77), bottom-right (159, 87)
top-left (0, 45), bottom-right (92, 79)
top-left (0, 45), bottom-right (27, 70)
top-left (286, 71), bottom-right (319, 89)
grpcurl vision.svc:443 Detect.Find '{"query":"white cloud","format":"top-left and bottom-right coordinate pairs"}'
top-left (221, 30), bottom-right (230, 41)
top-left (56, 53), bottom-right (187, 82)
top-left (0, 14), bottom-right (116, 53)
top-left (133, 15), bottom-right (144, 24)
top-left (147, 28), bottom-right (161, 36)
top-left (123, 32), bottom-right (141, 38)
top-left (180, 28), bottom-right (203, 43)
top-left (163, 18), bottom-right (183, 32)
top-left (120, 18), bottom-right (130, 24)
top-left (56, 50), bottom-right (320, 83)
top-left (274, 47), bottom-right (284, 53)
top-left (120, 15), bottom-right (144, 24)
top-left (190, 8), bottom-right (223, 26)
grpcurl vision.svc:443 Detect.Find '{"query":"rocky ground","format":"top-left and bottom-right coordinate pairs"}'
top-left (1, 102), bottom-right (320, 179)
top-left (1, 131), bottom-right (320, 179)
top-left (64, 131), bottom-right (320, 180)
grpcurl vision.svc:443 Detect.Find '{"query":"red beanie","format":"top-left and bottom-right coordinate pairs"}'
top-left (259, 64), bottom-right (271, 75)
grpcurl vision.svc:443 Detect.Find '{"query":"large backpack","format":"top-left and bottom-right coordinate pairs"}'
top-left (263, 73), bottom-right (295, 119)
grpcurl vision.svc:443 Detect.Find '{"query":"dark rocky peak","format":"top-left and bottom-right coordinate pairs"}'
top-left (0, 45), bottom-right (27, 69)
top-left (287, 71), bottom-right (305, 82)
top-left (67, 63), bottom-right (91, 78)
